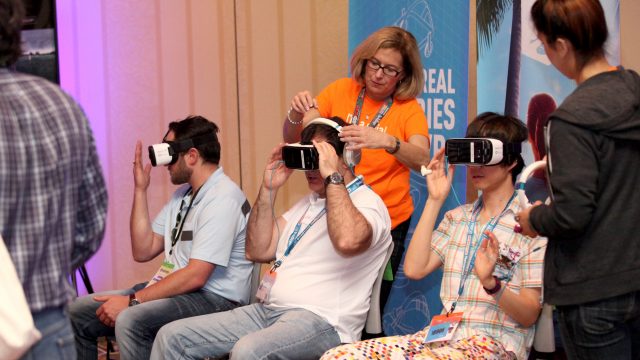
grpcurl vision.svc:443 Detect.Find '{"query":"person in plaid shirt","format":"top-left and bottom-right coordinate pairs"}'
top-left (322, 112), bottom-right (546, 360)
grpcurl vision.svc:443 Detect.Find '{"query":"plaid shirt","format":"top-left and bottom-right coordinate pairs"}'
top-left (431, 197), bottom-right (546, 360)
top-left (0, 69), bottom-right (108, 312)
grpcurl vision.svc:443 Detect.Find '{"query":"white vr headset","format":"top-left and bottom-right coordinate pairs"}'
top-left (282, 118), bottom-right (361, 171)
top-left (148, 133), bottom-right (216, 166)
top-left (445, 138), bottom-right (521, 166)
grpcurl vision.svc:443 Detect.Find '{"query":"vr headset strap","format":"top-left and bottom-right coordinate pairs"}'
top-left (171, 133), bottom-right (216, 153)
top-left (504, 142), bottom-right (521, 155)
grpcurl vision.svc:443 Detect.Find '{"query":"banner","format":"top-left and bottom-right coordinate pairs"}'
top-left (349, 0), bottom-right (470, 335)
top-left (478, 0), bottom-right (620, 172)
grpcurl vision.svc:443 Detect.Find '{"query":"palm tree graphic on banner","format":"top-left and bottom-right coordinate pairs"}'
top-left (477, 0), bottom-right (521, 117)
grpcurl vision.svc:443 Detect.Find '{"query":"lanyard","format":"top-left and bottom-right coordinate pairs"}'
top-left (351, 88), bottom-right (393, 128)
top-left (169, 186), bottom-right (201, 255)
top-left (447, 192), bottom-right (516, 315)
top-left (271, 175), bottom-right (365, 271)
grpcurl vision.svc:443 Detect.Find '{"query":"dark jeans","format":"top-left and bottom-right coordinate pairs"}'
top-left (556, 290), bottom-right (640, 360)
top-left (362, 217), bottom-right (411, 339)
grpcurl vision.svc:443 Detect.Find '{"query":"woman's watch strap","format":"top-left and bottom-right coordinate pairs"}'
top-left (483, 275), bottom-right (502, 295)
top-left (386, 136), bottom-right (401, 154)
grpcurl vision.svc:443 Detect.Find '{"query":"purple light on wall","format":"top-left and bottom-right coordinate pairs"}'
top-left (57, 0), bottom-right (113, 293)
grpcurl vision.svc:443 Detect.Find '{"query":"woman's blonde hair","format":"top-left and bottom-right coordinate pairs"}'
top-left (350, 26), bottom-right (424, 101)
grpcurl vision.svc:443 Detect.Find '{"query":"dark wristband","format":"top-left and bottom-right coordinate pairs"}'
top-left (483, 275), bottom-right (502, 295)
top-left (129, 293), bottom-right (141, 306)
top-left (386, 136), bottom-right (401, 154)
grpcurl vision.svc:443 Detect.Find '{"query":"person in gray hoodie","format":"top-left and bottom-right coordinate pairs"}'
top-left (516, 1), bottom-right (640, 359)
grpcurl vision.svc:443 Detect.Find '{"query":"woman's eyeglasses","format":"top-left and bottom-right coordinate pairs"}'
top-left (366, 58), bottom-right (402, 77)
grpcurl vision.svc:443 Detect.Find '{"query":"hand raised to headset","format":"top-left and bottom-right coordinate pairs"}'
top-left (262, 143), bottom-right (293, 191)
top-left (289, 91), bottom-right (318, 120)
top-left (313, 139), bottom-right (341, 179)
top-left (425, 148), bottom-right (455, 203)
top-left (133, 140), bottom-right (152, 192)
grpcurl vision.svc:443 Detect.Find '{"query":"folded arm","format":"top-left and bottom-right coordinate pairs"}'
top-left (325, 182), bottom-right (373, 256)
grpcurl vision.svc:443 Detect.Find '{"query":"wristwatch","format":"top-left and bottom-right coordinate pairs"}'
top-left (128, 293), bottom-right (141, 307)
top-left (324, 172), bottom-right (344, 187)
top-left (385, 136), bottom-right (401, 154)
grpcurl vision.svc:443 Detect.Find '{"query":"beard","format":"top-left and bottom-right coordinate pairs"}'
top-left (170, 157), bottom-right (192, 185)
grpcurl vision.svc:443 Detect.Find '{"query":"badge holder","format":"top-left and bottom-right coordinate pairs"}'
top-left (255, 268), bottom-right (277, 302)
top-left (424, 312), bottom-right (463, 343)
top-left (146, 260), bottom-right (175, 287)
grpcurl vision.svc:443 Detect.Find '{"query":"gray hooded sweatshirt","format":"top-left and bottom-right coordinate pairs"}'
top-left (530, 67), bottom-right (640, 306)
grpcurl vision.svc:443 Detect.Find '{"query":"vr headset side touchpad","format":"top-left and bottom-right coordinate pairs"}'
top-left (282, 143), bottom-right (319, 170)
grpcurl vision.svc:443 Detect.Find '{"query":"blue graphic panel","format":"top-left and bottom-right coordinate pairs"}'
top-left (350, 0), bottom-right (470, 335)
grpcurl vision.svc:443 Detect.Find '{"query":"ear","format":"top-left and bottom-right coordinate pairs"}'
top-left (554, 38), bottom-right (572, 58)
top-left (337, 156), bottom-right (351, 174)
top-left (506, 158), bottom-right (518, 172)
top-left (185, 148), bottom-right (200, 166)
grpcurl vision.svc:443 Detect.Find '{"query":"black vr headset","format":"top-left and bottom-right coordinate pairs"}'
top-left (445, 138), bottom-right (521, 166)
top-left (148, 133), bottom-right (217, 166)
top-left (282, 118), bottom-right (361, 171)
top-left (282, 143), bottom-right (319, 171)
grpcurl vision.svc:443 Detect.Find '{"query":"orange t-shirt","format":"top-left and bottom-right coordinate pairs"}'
top-left (317, 78), bottom-right (429, 228)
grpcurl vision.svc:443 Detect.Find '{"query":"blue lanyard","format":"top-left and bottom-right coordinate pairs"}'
top-left (351, 88), bottom-right (393, 128)
top-left (448, 192), bottom-right (516, 314)
top-left (272, 175), bottom-right (365, 270)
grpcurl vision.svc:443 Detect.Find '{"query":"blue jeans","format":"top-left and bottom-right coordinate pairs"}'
top-left (69, 283), bottom-right (238, 360)
top-left (151, 303), bottom-right (341, 360)
top-left (557, 290), bottom-right (640, 360)
top-left (20, 306), bottom-right (76, 360)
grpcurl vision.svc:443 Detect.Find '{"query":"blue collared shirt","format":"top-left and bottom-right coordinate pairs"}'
top-left (152, 167), bottom-right (253, 304)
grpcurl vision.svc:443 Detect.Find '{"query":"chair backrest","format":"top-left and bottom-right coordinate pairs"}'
top-left (533, 303), bottom-right (555, 353)
top-left (249, 262), bottom-right (263, 304)
top-left (364, 241), bottom-right (394, 334)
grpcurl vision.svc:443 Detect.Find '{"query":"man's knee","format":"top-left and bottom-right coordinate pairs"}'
top-left (69, 295), bottom-right (96, 318)
top-left (68, 295), bottom-right (99, 334)
top-left (152, 325), bottom-right (171, 353)
top-left (230, 336), bottom-right (263, 360)
top-left (114, 306), bottom-right (147, 337)
top-left (152, 322), bottom-right (192, 358)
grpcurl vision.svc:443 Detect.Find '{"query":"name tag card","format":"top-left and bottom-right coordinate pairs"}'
top-left (145, 260), bottom-right (175, 288)
top-left (424, 312), bottom-right (463, 343)
top-left (255, 271), bottom-right (277, 302)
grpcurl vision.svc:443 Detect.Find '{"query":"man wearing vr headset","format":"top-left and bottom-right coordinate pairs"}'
top-left (151, 117), bottom-right (392, 359)
top-left (69, 116), bottom-right (253, 360)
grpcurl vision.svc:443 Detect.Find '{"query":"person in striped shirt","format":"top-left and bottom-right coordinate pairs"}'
top-left (322, 112), bottom-right (546, 360)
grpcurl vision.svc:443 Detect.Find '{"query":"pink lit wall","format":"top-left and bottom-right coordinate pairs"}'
top-left (53, 0), bottom-right (351, 294)
top-left (55, 0), bottom-right (243, 293)
top-left (57, 0), bottom-right (115, 294)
